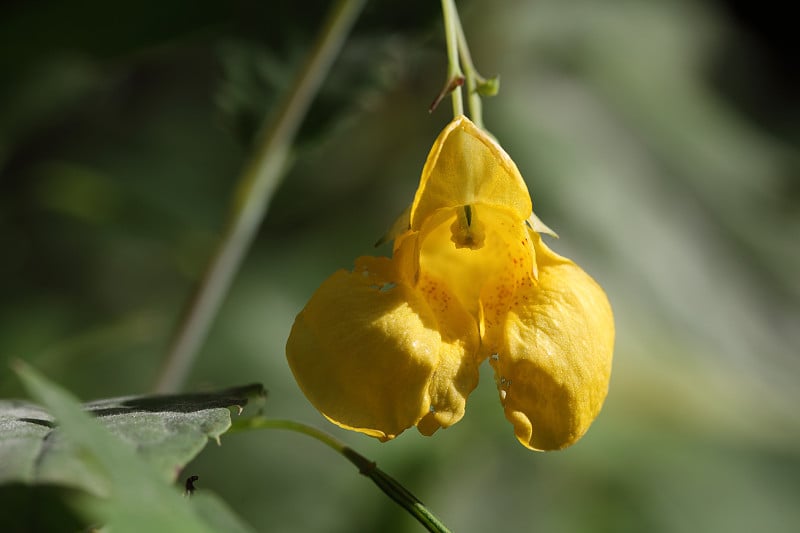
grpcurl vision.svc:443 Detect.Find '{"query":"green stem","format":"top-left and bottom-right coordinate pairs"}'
top-left (453, 9), bottom-right (485, 128)
top-left (230, 418), bottom-right (346, 453)
top-left (152, 0), bottom-right (366, 393)
top-left (440, 0), bottom-right (464, 117)
top-left (229, 418), bottom-right (452, 533)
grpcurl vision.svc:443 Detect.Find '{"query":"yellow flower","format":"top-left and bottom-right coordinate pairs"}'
top-left (286, 116), bottom-right (614, 451)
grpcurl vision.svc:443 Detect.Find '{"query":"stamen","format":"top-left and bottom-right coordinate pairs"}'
top-left (450, 204), bottom-right (485, 249)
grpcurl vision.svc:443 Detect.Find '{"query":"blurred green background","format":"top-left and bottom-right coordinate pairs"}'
top-left (1, 0), bottom-right (798, 531)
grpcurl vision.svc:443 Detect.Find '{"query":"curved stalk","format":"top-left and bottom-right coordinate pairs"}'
top-left (229, 417), bottom-right (452, 533)
top-left (440, 0), bottom-right (464, 117)
top-left (454, 10), bottom-right (485, 128)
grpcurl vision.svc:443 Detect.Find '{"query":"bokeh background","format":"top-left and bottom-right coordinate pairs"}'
top-left (1, 0), bottom-right (798, 531)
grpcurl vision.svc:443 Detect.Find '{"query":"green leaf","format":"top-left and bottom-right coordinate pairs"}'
top-left (0, 380), bottom-right (265, 493)
top-left (3, 365), bottom-right (263, 531)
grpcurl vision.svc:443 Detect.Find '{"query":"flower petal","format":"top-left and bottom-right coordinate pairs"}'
top-left (413, 204), bottom-right (536, 332)
top-left (384, 234), bottom-right (482, 435)
top-left (286, 257), bottom-right (436, 440)
top-left (286, 256), bottom-right (478, 441)
top-left (491, 236), bottom-right (614, 450)
top-left (410, 116), bottom-right (532, 230)
top-left (414, 269), bottom-right (480, 435)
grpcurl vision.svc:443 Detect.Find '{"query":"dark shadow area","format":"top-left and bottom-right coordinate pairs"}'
top-left (85, 382), bottom-right (266, 416)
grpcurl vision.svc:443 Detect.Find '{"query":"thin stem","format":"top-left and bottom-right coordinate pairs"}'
top-left (453, 10), bottom-right (485, 128)
top-left (229, 417), bottom-right (452, 533)
top-left (153, 0), bottom-right (365, 393)
top-left (440, 0), bottom-right (464, 117)
top-left (229, 417), bottom-right (347, 453)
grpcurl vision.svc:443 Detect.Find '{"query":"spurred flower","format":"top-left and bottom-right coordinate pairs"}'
top-left (286, 116), bottom-right (614, 450)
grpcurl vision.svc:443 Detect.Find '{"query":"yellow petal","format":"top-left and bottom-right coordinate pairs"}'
top-left (391, 217), bottom-right (484, 435)
top-left (286, 256), bottom-right (478, 440)
top-left (415, 268), bottom-right (480, 436)
top-left (410, 116), bottom-right (532, 230)
top-left (413, 204), bottom-right (536, 332)
top-left (491, 235), bottom-right (614, 451)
